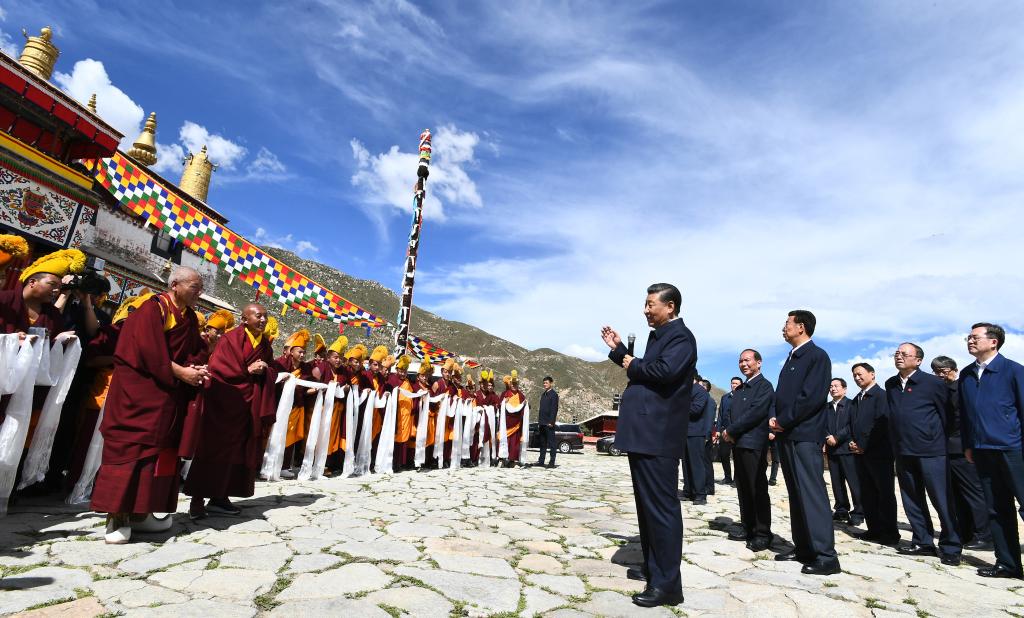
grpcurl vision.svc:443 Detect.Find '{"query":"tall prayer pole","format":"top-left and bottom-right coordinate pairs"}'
top-left (393, 129), bottom-right (431, 357)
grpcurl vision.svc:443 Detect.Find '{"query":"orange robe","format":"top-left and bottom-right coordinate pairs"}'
top-left (502, 388), bottom-right (525, 461)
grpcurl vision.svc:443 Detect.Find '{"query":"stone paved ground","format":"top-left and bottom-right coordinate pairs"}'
top-left (2, 448), bottom-right (1023, 617)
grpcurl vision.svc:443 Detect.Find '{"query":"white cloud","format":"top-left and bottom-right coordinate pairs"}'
top-left (350, 124), bottom-right (483, 222)
top-left (253, 227), bottom-right (320, 258)
top-left (53, 59), bottom-right (144, 148)
top-left (248, 147), bottom-right (287, 175)
top-left (562, 343), bottom-right (608, 362)
top-left (150, 141), bottom-right (185, 177)
top-left (179, 120), bottom-right (247, 169)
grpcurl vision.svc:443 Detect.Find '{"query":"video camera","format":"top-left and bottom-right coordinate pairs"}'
top-left (61, 256), bottom-right (111, 297)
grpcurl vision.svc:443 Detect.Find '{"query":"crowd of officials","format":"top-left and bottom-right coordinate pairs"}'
top-left (604, 283), bottom-right (1024, 608)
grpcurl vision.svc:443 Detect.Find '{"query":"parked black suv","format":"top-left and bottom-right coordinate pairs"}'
top-left (596, 434), bottom-right (624, 456)
top-left (528, 423), bottom-right (584, 453)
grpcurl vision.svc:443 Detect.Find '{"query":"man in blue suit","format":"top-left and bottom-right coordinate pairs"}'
top-left (681, 377), bottom-right (709, 502)
top-left (826, 378), bottom-right (862, 525)
top-left (721, 349), bottom-right (774, 551)
top-left (716, 377), bottom-right (742, 486)
top-left (960, 323), bottom-right (1024, 579)
top-left (701, 379), bottom-right (718, 495)
top-left (885, 342), bottom-right (961, 566)
top-left (769, 309), bottom-right (840, 575)
top-left (848, 362), bottom-right (899, 545)
top-left (602, 282), bottom-right (697, 608)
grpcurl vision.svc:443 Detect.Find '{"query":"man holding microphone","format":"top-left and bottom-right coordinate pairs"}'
top-left (601, 282), bottom-right (697, 608)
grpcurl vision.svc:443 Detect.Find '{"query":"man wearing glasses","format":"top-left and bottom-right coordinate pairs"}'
top-left (885, 343), bottom-right (962, 565)
top-left (959, 323), bottom-right (1024, 579)
top-left (931, 356), bottom-right (992, 552)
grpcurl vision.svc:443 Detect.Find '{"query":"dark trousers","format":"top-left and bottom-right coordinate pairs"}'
top-left (719, 442), bottom-right (733, 481)
top-left (628, 453), bottom-right (683, 595)
top-left (681, 436), bottom-right (707, 500)
top-left (537, 425), bottom-right (557, 465)
top-left (895, 454), bottom-right (961, 556)
top-left (948, 453), bottom-right (991, 543)
top-left (733, 446), bottom-right (772, 543)
top-left (973, 449), bottom-right (1024, 574)
top-left (704, 441), bottom-right (715, 495)
top-left (768, 441), bottom-right (780, 482)
top-left (855, 456), bottom-right (898, 539)
top-left (779, 440), bottom-right (837, 561)
top-left (827, 453), bottom-right (863, 521)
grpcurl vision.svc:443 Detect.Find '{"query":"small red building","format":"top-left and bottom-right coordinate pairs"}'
top-left (580, 410), bottom-right (618, 437)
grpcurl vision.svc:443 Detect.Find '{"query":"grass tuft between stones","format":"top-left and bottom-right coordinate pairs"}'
top-left (254, 574), bottom-right (293, 611)
top-left (865, 597), bottom-right (886, 609)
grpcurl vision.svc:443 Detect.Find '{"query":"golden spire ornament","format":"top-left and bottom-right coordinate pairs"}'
top-left (179, 145), bottom-right (218, 202)
top-left (127, 112), bottom-right (158, 166)
top-left (87, 93), bottom-right (97, 113)
top-left (18, 26), bottom-right (60, 80)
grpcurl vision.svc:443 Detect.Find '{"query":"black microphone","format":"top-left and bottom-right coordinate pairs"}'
top-left (627, 333), bottom-right (636, 356)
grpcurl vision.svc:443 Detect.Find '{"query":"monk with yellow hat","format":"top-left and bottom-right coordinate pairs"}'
top-left (324, 335), bottom-right (350, 473)
top-left (339, 343), bottom-right (368, 455)
top-left (392, 355), bottom-right (417, 469)
top-left (200, 309), bottom-right (235, 355)
top-left (413, 358), bottom-right (437, 467)
top-left (500, 370), bottom-right (527, 467)
top-left (272, 328), bottom-right (313, 477)
top-left (480, 370), bottom-right (502, 466)
top-left (0, 233), bottom-right (29, 275)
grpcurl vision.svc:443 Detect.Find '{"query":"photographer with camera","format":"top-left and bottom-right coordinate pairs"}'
top-left (54, 256), bottom-right (112, 341)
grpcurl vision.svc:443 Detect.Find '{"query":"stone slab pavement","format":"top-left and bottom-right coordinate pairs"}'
top-left (1, 448), bottom-right (1023, 617)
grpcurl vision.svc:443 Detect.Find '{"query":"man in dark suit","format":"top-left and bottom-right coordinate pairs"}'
top-left (826, 378), bottom-right (862, 525)
top-left (536, 376), bottom-right (560, 468)
top-left (715, 377), bottom-right (742, 486)
top-left (721, 349), bottom-right (774, 551)
top-left (931, 356), bottom-right (992, 551)
top-left (769, 309), bottom-right (840, 575)
top-left (602, 282), bottom-right (697, 607)
top-left (960, 323), bottom-right (1024, 579)
top-left (848, 362), bottom-right (899, 545)
top-left (681, 377), bottom-right (710, 504)
top-left (885, 342), bottom-right (962, 566)
top-left (701, 379), bottom-right (717, 497)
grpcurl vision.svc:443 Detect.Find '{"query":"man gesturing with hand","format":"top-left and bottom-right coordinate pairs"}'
top-left (601, 283), bottom-right (697, 608)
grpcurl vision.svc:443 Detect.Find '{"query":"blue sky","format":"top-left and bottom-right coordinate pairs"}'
top-left (4, 1), bottom-right (1024, 389)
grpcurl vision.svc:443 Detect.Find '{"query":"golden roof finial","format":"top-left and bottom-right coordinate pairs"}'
top-left (87, 93), bottom-right (97, 113)
top-left (179, 145), bottom-right (218, 202)
top-left (18, 26), bottom-right (60, 81)
top-left (127, 112), bottom-right (158, 166)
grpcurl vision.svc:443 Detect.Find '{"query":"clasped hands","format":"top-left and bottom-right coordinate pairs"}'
top-left (175, 363), bottom-right (210, 387)
top-left (600, 326), bottom-right (633, 369)
top-left (248, 360), bottom-right (269, 375)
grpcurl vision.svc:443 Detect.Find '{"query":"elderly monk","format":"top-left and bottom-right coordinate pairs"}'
top-left (500, 370), bottom-right (526, 467)
top-left (185, 304), bottom-right (275, 520)
top-left (92, 266), bottom-right (208, 544)
top-left (273, 329), bottom-right (313, 478)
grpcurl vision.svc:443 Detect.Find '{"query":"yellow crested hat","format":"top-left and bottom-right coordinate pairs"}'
top-left (112, 292), bottom-right (154, 325)
top-left (382, 354), bottom-right (396, 369)
top-left (511, 369), bottom-right (519, 381)
top-left (0, 234), bottom-right (29, 269)
top-left (314, 333), bottom-right (327, 354)
top-left (206, 309), bottom-right (235, 332)
top-left (196, 311), bottom-right (208, 328)
top-left (502, 374), bottom-right (512, 386)
top-left (370, 345), bottom-right (389, 363)
top-left (328, 335), bottom-right (349, 355)
top-left (284, 328), bottom-right (311, 351)
top-left (418, 358), bottom-right (433, 375)
top-left (443, 358), bottom-right (456, 371)
top-left (395, 355), bottom-right (412, 372)
top-left (264, 316), bottom-right (279, 341)
top-left (346, 343), bottom-right (368, 361)
top-left (19, 248), bottom-right (86, 283)
top-left (466, 373), bottom-right (476, 386)
top-left (452, 363), bottom-right (463, 376)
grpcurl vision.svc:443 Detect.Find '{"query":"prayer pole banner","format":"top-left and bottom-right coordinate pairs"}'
top-left (82, 153), bottom-right (384, 327)
top-left (408, 334), bottom-right (458, 364)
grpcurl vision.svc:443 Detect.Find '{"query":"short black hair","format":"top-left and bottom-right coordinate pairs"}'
top-left (851, 362), bottom-right (874, 373)
top-left (831, 377), bottom-right (847, 388)
top-left (972, 322), bottom-right (1006, 350)
top-left (701, 379), bottom-right (711, 389)
top-left (931, 356), bottom-right (957, 371)
top-left (741, 348), bottom-right (762, 362)
top-left (647, 283), bottom-right (681, 317)
top-left (730, 376), bottom-right (743, 383)
top-left (788, 309), bottom-right (816, 337)
top-left (543, 376), bottom-right (553, 383)
top-left (899, 342), bottom-right (924, 359)
top-left (694, 374), bottom-right (703, 382)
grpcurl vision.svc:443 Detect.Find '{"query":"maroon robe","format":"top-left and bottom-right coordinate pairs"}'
top-left (91, 295), bottom-right (203, 514)
top-left (0, 283), bottom-right (65, 426)
top-left (184, 327), bottom-right (276, 498)
top-left (66, 323), bottom-right (120, 488)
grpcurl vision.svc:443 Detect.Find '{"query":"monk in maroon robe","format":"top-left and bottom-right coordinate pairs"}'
top-left (482, 375), bottom-right (502, 466)
top-left (91, 267), bottom-right (208, 544)
top-left (185, 304), bottom-right (275, 519)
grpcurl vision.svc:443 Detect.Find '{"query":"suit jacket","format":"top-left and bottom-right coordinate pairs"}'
top-left (885, 370), bottom-right (950, 457)
top-left (610, 318), bottom-right (698, 458)
top-left (774, 340), bottom-right (832, 443)
top-left (687, 383), bottom-right (710, 437)
top-left (539, 389), bottom-right (559, 425)
top-left (944, 381), bottom-right (963, 454)
top-left (702, 396), bottom-right (717, 439)
top-left (826, 397), bottom-right (853, 455)
top-left (725, 373), bottom-right (774, 450)
top-left (718, 392), bottom-right (734, 431)
top-left (849, 384), bottom-right (892, 459)
top-left (958, 353), bottom-right (1024, 451)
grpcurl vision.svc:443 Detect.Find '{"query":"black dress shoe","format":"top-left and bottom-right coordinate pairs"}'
top-left (775, 550), bottom-right (806, 562)
top-left (632, 586), bottom-right (684, 608)
top-left (831, 512), bottom-right (848, 522)
top-left (802, 558), bottom-right (841, 575)
top-left (625, 567), bottom-right (647, 582)
top-left (545, 463), bottom-right (558, 469)
top-left (897, 543), bottom-right (937, 556)
top-left (847, 517), bottom-right (864, 526)
top-left (768, 479), bottom-right (777, 486)
top-left (727, 531), bottom-right (748, 542)
top-left (692, 498), bottom-right (708, 505)
top-left (964, 538), bottom-right (994, 551)
top-left (940, 554), bottom-right (961, 566)
top-left (747, 539), bottom-right (771, 552)
top-left (875, 535), bottom-right (902, 546)
top-left (978, 565), bottom-right (1023, 579)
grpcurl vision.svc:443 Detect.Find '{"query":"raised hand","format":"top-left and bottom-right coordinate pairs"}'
top-left (600, 326), bottom-right (622, 350)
